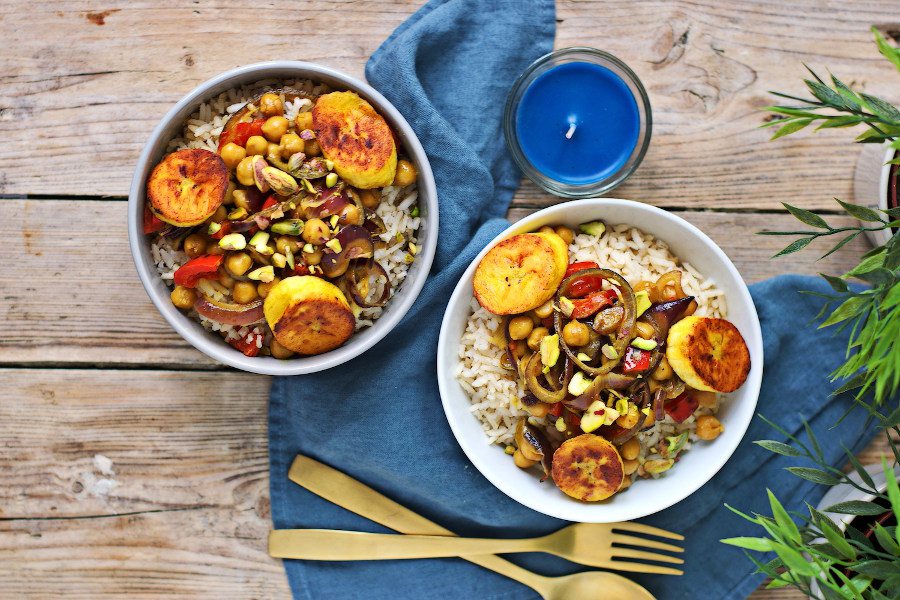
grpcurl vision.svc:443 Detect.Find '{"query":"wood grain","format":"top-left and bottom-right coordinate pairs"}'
top-left (0, 0), bottom-right (897, 206)
top-left (0, 199), bottom-right (872, 368)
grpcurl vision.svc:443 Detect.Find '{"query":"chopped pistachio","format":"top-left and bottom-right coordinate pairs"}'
top-left (250, 155), bottom-right (269, 192)
top-left (329, 214), bottom-right (340, 228)
top-left (270, 220), bottom-right (304, 235)
top-left (557, 297), bottom-right (575, 318)
top-left (302, 178), bottom-right (315, 193)
top-left (666, 432), bottom-right (689, 456)
top-left (576, 352), bottom-right (592, 362)
top-left (324, 159), bottom-right (334, 171)
top-left (527, 416), bottom-right (541, 427)
top-left (539, 334), bottom-right (560, 373)
top-left (247, 265), bottom-right (275, 283)
top-left (285, 245), bottom-right (295, 270)
top-left (631, 337), bottom-right (657, 351)
top-left (567, 371), bottom-right (592, 396)
top-left (411, 206), bottom-right (420, 217)
top-left (325, 238), bottom-right (342, 253)
top-left (579, 221), bottom-right (606, 236)
top-left (641, 406), bottom-right (651, 416)
top-left (408, 242), bottom-right (418, 255)
top-left (634, 290), bottom-right (652, 318)
top-left (262, 167), bottom-right (299, 196)
top-left (395, 232), bottom-right (404, 243)
top-left (325, 172), bottom-right (339, 187)
top-left (207, 222), bottom-right (222, 235)
top-left (644, 459), bottom-right (675, 475)
top-left (302, 243), bottom-right (314, 254)
top-left (227, 207), bottom-right (248, 220)
top-left (404, 253), bottom-right (415, 264)
top-left (218, 233), bottom-right (246, 250)
top-left (272, 253), bottom-right (287, 268)
top-left (249, 231), bottom-right (270, 249)
top-left (601, 344), bottom-right (619, 360)
top-left (504, 445), bottom-right (516, 456)
top-left (555, 418), bottom-right (567, 433)
top-left (614, 397), bottom-right (629, 415)
top-left (580, 399), bottom-right (610, 433)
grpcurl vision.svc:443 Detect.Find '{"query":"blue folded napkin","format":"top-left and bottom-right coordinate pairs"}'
top-left (269, 2), bottom-right (879, 598)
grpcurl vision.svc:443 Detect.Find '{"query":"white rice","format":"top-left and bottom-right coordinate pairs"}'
top-left (150, 79), bottom-right (420, 349)
top-left (455, 224), bottom-right (726, 479)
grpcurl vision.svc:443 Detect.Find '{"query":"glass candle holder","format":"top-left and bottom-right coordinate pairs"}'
top-left (503, 47), bottom-right (652, 198)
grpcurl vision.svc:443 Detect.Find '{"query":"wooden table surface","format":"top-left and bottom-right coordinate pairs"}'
top-left (2, 1), bottom-right (897, 597)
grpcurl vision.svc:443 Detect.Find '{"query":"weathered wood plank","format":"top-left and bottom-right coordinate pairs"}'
top-left (0, 367), bottom-right (891, 599)
top-left (0, 199), bottom-right (871, 368)
top-left (0, 1), bottom-right (897, 208)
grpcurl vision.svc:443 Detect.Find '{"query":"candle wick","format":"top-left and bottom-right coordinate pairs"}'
top-left (565, 123), bottom-right (576, 139)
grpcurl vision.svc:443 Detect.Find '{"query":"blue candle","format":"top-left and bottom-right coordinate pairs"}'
top-left (515, 61), bottom-right (641, 185)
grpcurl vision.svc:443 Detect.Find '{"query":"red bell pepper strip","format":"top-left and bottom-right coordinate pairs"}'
top-left (217, 119), bottom-right (266, 151)
top-left (228, 331), bottom-right (263, 357)
top-left (570, 289), bottom-right (617, 319)
top-left (564, 410), bottom-right (582, 434)
top-left (293, 264), bottom-right (311, 276)
top-left (143, 205), bottom-right (166, 234)
top-left (564, 261), bottom-right (599, 278)
top-left (664, 392), bottom-right (699, 424)
top-left (262, 195), bottom-right (279, 211)
top-left (209, 221), bottom-right (231, 239)
top-left (549, 402), bottom-right (564, 417)
top-left (622, 346), bottom-right (651, 374)
top-left (173, 254), bottom-right (224, 288)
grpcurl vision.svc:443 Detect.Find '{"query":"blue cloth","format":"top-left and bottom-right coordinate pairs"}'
top-left (269, 2), bottom-right (879, 598)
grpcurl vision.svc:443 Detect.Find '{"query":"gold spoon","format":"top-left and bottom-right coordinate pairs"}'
top-left (270, 455), bottom-right (656, 600)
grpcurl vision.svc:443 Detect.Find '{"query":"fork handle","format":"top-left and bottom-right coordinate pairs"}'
top-left (278, 456), bottom-right (548, 594)
top-left (269, 529), bottom-right (536, 561)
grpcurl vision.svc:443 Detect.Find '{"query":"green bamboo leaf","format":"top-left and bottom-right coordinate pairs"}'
top-left (830, 75), bottom-right (861, 108)
top-left (820, 231), bottom-right (861, 259)
top-left (765, 577), bottom-right (792, 589)
top-left (883, 458), bottom-right (900, 547)
top-left (771, 117), bottom-right (814, 140)
top-left (775, 237), bottom-right (814, 258)
top-left (853, 560), bottom-right (899, 579)
top-left (764, 106), bottom-right (824, 118)
top-left (873, 523), bottom-right (900, 555)
top-left (873, 26), bottom-right (900, 72)
top-left (804, 420), bottom-right (823, 459)
top-left (806, 80), bottom-right (844, 107)
top-left (771, 541), bottom-right (817, 577)
top-left (720, 536), bottom-right (774, 552)
top-left (819, 296), bottom-right (869, 328)
top-left (754, 440), bottom-right (804, 457)
top-left (783, 202), bottom-right (830, 229)
top-left (860, 93), bottom-right (900, 123)
top-left (817, 115), bottom-right (865, 129)
top-left (786, 467), bottom-right (841, 485)
top-left (768, 489), bottom-right (801, 543)
top-left (820, 273), bottom-right (850, 293)
top-left (843, 445), bottom-right (877, 489)
top-left (846, 251), bottom-right (886, 276)
top-left (819, 519), bottom-right (857, 560)
top-left (836, 199), bottom-right (885, 222)
top-left (824, 500), bottom-right (889, 516)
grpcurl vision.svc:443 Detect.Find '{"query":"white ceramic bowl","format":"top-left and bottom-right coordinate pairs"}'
top-left (129, 62), bottom-right (437, 375)
top-left (437, 199), bottom-right (763, 522)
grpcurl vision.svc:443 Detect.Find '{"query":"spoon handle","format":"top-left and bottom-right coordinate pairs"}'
top-left (272, 455), bottom-right (548, 595)
top-left (269, 529), bottom-right (537, 561)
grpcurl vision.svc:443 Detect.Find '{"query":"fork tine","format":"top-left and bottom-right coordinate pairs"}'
top-left (611, 547), bottom-right (685, 565)
top-left (611, 521), bottom-right (684, 540)
top-left (604, 561), bottom-right (684, 576)
top-left (612, 533), bottom-right (683, 553)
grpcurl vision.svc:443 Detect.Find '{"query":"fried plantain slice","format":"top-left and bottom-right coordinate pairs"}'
top-left (147, 148), bottom-right (228, 226)
top-left (551, 434), bottom-right (625, 502)
top-left (473, 232), bottom-right (568, 315)
top-left (666, 316), bottom-right (751, 393)
top-left (312, 91), bottom-right (397, 189)
top-left (264, 276), bottom-right (355, 355)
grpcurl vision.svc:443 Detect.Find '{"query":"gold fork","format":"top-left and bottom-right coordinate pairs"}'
top-left (269, 520), bottom-right (683, 575)
top-left (268, 455), bottom-right (661, 600)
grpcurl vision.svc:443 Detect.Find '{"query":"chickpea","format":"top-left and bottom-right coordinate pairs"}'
top-left (534, 299), bottom-right (554, 319)
top-left (304, 139), bottom-right (321, 156)
top-left (526, 326), bottom-right (549, 351)
top-left (618, 476), bottom-right (632, 491)
top-left (620, 438), bottom-right (640, 461)
top-left (695, 415), bottom-right (724, 441)
top-left (208, 205), bottom-right (228, 223)
top-left (642, 410), bottom-right (655, 429)
top-left (258, 92), bottom-right (284, 117)
top-left (513, 449), bottom-right (537, 469)
top-left (223, 180), bottom-right (236, 205)
top-left (183, 233), bottom-right (207, 259)
top-left (270, 338), bottom-right (294, 359)
top-left (302, 218), bottom-right (331, 244)
top-left (170, 285), bottom-right (197, 310)
top-left (554, 226), bottom-right (575, 245)
top-left (508, 315), bottom-right (534, 341)
top-left (225, 252), bottom-right (253, 277)
top-left (219, 142), bottom-right (247, 170)
top-left (232, 189), bottom-right (250, 210)
top-left (262, 116), bottom-right (289, 142)
top-left (218, 270), bottom-right (235, 289)
top-left (280, 132), bottom-right (305, 157)
top-left (651, 356), bottom-right (673, 381)
top-left (510, 340), bottom-right (526, 358)
top-left (562, 320), bottom-right (590, 347)
top-left (236, 156), bottom-right (255, 186)
top-left (275, 236), bottom-right (300, 255)
top-left (266, 142), bottom-right (282, 161)
top-left (257, 277), bottom-right (281, 299)
top-left (538, 225), bottom-right (556, 235)
top-left (615, 404), bottom-right (640, 430)
top-left (304, 248), bottom-right (323, 266)
top-left (294, 111), bottom-right (313, 131)
top-left (634, 321), bottom-right (655, 340)
top-left (245, 135), bottom-right (268, 156)
top-left (232, 281), bottom-right (258, 304)
top-left (206, 244), bottom-right (225, 256)
top-left (695, 390), bottom-right (718, 409)
top-left (339, 203), bottom-right (362, 226)
top-left (358, 189), bottom-right (381, 209)
top-left (622, 459), bottom-right (639, 476)
top-left (392, 159), bottom-right (418, 187)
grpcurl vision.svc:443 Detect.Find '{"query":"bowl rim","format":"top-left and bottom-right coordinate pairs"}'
top-left (436, 198), bottom-right (763, 522)
top-left (128, 61), bottom-right (438, 375)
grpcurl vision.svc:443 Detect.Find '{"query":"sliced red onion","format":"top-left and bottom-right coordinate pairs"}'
top-left (320, 227), bottom-right (376, 278)
top-left (194, 296), bottom-right (264, 326)
top-left (344, 260), bottom-right (391, 308)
